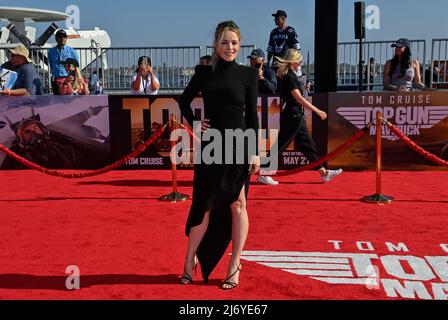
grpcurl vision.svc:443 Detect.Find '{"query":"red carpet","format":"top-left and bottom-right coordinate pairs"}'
top-left (0, 169), bottom-right (447, 300)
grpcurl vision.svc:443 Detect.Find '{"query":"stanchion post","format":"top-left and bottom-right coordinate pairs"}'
top-left (361, 112), bottom-right (395, 205)
top-left (171, 115), bottom-right (179, 194)
top-left (376, 111), bottom-right (382, 195)
top-left (159, 115), bottom-right (190, 203)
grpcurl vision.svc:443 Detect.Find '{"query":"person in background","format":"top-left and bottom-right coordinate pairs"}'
top-left (0, 46), bottom-right (42, 96)
top-left (199, 55), bottom-right (212, 65)
top-left (48, 30), bottom-right (80, 95)
top-left (383, 38), bottom-right (427, 91)
top-left (247, 48), bottom-right (277, 94)
top-left (89, 68), bottom-right (104, 95)
top-left (266, 10), bottom-right (301, 69)
top-left (257, 49), bottom-right (342, 186)
top-left (56, 58), bottom-right (89, 95)
top-left (366, 57), bottom-right (377, 91)
top-left (131, 56), bottom-right (160, 95)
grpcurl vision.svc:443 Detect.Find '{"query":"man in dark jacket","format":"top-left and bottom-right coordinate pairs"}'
top-left (267, 10), bottom-right (301, 68)
top-left (247, 49), bottom-right (277, 94)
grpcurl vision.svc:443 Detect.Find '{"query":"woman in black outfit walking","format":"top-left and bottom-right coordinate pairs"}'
top-left (257, 49), bottom-right (342, 186)
top-left (178, 21), bottom-right (260, 290)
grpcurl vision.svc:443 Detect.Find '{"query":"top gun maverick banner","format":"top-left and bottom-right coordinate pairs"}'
top-left (1, 92), bottom-right (446, 171)
top-left (328, 92), bottom-right (448, 171)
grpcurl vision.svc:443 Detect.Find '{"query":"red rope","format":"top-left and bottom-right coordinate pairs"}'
top-left (274, 129), bottom-right (367, 177)
top-left (0, 124), bottom-right (168, 178)
top-left (0, 120), bottom-right (371, 178)
top-left (387, 122), bottom-right (448, 167)
top-left (181, 121), bottom-right (369, 177)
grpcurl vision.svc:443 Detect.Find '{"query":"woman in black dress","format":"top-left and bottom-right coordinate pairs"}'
top-left (178, 21), bottom-right (260, 289)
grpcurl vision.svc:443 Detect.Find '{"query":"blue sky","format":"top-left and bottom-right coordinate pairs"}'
top-left (1, 0), bottom-right (448, 56)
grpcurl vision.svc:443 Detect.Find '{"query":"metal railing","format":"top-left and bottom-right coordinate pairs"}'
top-left (431, 39), bottom-right (448, 89)
top-left (337, 40), bottom-right (426, 91)
top-left (3, 39), bottom-right (448, 94)
top-left (99, 46), bottom-right (201, 94)
top-left (2, 46), bottom-right (204, 94)
top-left (0, 45), bottom-right (258, 94)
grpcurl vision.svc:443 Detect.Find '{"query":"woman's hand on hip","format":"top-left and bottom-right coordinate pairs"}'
top-left (201, 119), bottom-right (211, 132)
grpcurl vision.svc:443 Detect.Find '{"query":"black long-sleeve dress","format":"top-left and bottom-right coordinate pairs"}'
top-left (178, 59), bottom-right (259, 282)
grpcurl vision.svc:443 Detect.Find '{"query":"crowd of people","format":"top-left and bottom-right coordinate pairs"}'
top-left (1, 29), bottom-right (89, 96)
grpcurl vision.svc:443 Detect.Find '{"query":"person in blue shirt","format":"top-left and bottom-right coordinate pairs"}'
top-left (48, 30), bottom-right (79, 95)
top-left (0, 46), bottom-right (42, 96)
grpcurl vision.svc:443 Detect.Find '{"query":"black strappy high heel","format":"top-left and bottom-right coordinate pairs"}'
top-left (221, 264), bottom-right (242, 290)
top-left (180, 272), bottom-right (193, 284)
top-left (180, 256), bottom-right (198, 285)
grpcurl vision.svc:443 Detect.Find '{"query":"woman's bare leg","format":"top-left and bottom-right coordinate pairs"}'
top-left (222, 184), bottom-right (248, 288)
top-left (181, 211), bottom-right (210, 284)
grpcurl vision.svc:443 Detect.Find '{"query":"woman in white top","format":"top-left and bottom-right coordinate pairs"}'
top-left (131, 56), bottom-right (160, 95)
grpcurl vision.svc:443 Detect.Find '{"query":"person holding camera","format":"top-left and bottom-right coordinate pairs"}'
top-left (247, 49), bottom-right (277, 94)
top-left (48, 30), bottom-right (80, 95)
top-left (56, 58), bottom-right (90, 95)
top-left (131, 56), bottom-right (160, 95)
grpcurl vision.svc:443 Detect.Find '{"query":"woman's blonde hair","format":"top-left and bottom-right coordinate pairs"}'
top-left (71, 67), bottom-right (84, 92)
top-left (274, 49), bottom-right (303, 78)
top-left (210, 21), bottom-right (241, 69)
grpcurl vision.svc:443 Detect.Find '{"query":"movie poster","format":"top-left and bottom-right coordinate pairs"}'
top-left (109, 95), bottom-right (180, 170)
top-left (328, 92), bottom-right (448, 171)
top-left (0, 96), bottom-right (110, 170)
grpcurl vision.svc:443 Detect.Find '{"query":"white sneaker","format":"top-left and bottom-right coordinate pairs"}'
top-left (321, 169), bottom-right (343, 183)
top-left (257, 175), bottom-right (279, 186)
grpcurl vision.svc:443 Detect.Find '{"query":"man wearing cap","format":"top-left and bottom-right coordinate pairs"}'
top-left (247, 48), bottom-right (277, 94)
top-left (0, 46), bottom-right (42, 96)
top-left (48, 30), bottom-right (80, 95)
top-left (267, 10), bottom-right (301, 68)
